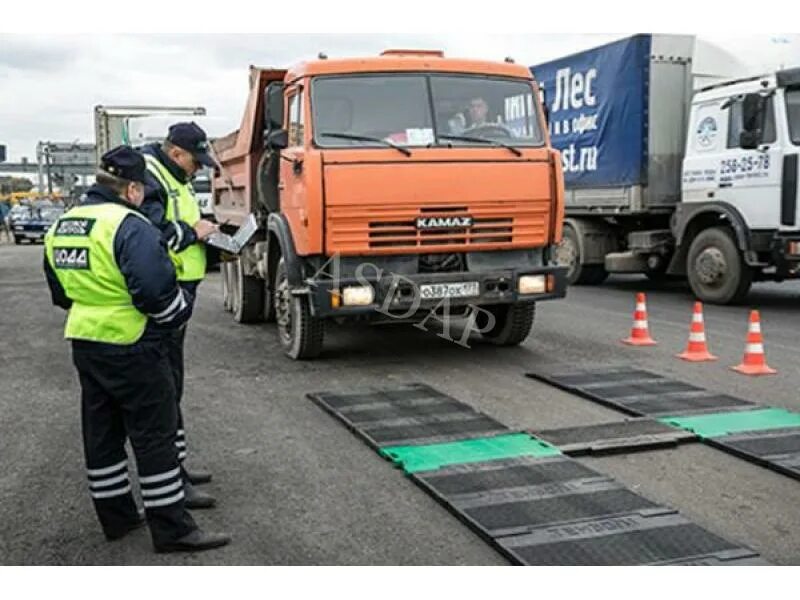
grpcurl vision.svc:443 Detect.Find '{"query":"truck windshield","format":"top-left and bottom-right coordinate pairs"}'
top-left (311, 74), bottom-right (543, 149)
top-left (787, 88), bottom-right (800, 145)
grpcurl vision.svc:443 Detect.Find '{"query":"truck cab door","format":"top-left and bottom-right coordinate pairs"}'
top-left (279, 87), bottom-right (308, 244)
top-left (684, 95), bottom-right (783, 230)
top-left (718, 95), bottom-right (782, 230)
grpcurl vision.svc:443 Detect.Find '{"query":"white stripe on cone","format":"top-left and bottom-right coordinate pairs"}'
top-left (692, 313), bottom-right (703, 323)
top-left (745, 343), bottom-right (765, 354)
top-left (689, 332), bottom-right (706, 342)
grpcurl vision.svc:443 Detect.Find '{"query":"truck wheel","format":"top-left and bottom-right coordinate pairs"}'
top-left (476, 303), bottom-right (536, 346)
top-left (274, 257), bottom-right (324, 359)
top-left (557, 225), bottom-right (609, 285)
top-left (222, 262), bottom-right (234, 312)
top-left (13, 236), bottom-right (22, 245)
top-left (687, 227), bottom-right (752, 305)
top-left (233, 257), bottom-right (264, 323)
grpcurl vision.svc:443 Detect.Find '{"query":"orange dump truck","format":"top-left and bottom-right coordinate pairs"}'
top-left (213, 49), bottom-right (567, 359)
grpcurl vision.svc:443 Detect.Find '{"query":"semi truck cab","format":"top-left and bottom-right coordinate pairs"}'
top-left (676, 68), bottom-right (800, 301)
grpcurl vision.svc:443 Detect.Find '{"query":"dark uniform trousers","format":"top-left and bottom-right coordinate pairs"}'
top-left (167, 280), bottom-right (200, 468)
top-left (72, 338), bottom-right (197, 545)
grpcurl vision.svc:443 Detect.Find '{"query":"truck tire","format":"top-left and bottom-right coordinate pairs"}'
top-left (274, 257), bottom-right (324, 359)
top-left (476, 302), bottom-right (535, 346)
top-left (233, 257), bottom-right (264, 323)
top-left (557, 225), bottom-right (609, 285)
top-left (13, 236), bottom-right (22, 245)
top-left (222, 261), bottom-right (234, 312)
top-left (687, 227), bottom-right (752, 305)
top-left (262, 275), bottom-right (276, 323)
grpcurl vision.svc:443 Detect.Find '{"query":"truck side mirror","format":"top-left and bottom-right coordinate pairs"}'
top-left (739, 93), bottom-right (765, 149)
top-left (739, 130), bottom-right (760, 150)
top-left (267, 129), bottom-right (288, 150)
top-left (264, 82), bottom-right (285, 133)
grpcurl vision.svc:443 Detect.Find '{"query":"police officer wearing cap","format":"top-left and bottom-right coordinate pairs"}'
top-left (140, 122), bottom-right (218, 509)
top-left (43, 146), bottom-right (230, 553)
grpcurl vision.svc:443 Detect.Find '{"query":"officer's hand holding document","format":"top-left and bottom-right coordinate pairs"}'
top-left (193, 219), bottom-right (220, 240)
top-left (204, 213), bottom-right (258, 255)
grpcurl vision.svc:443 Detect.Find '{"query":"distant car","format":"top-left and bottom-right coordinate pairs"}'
top-left (11, 205), bottom-right (64, 244)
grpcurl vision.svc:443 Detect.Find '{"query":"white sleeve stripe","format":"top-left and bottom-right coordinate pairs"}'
top-left (167, 221), bottom-right (183, 251)
top-left (173, 220), bottom-right (183, 246)
top-left (153, 292), bottom-right (187, 324)
top-left (149, 289), bottom-right (185, 320)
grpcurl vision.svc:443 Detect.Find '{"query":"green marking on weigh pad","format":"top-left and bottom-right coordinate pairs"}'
top-left (379, 433), bottom-right (561, 474)
top-left (659, 408), bottom-right (800, 439)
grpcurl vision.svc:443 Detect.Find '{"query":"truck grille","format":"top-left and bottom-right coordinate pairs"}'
top-left (327, 201), bottom-right (550, 255)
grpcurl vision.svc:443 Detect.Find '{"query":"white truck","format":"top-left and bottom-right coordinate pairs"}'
top-left (93, 105), bottom-right (215, 216)
top-left (533, 35), bottom-right (800, 304)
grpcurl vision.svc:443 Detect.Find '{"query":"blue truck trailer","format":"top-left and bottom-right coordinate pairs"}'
top-left (532, 34), bottom-right (800, 304)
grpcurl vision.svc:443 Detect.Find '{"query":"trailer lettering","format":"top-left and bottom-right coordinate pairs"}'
top-left (570, 72), bottom-right (584, 108)
top-left (561, 144), bottom-right (598, 174)
top-left (583, 69), bottom-right (597, 106)
top-left (552, 67), bottom-right (598, 112)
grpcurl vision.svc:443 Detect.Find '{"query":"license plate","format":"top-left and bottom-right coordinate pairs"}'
top-left (419, 281), bottom-right (480, 300)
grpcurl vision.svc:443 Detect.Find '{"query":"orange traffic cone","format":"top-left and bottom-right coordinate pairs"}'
top-left (622, 292), bottom-right (657, 346)
top-left (677, 302), bottom-right (717, 362)
top-left (732, 310), bottom-right (776, 376)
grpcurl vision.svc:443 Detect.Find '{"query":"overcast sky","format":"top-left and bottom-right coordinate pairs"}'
top-left (2, 33), bottom-right (799, 164)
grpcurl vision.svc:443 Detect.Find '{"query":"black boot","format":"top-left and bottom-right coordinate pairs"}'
top-left (154, 528), bottom-right (231, 553)
top-left (184, 479), bottom-right (216, 509)
top-left (183, 465), bottom-right (212, 485)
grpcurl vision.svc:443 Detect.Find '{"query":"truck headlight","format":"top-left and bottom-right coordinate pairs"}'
top-left (518, 275), bottom-right (546, 294)
top-left (788, 241), bottom-right (800, 256)
top-left (342, 285), bottom-right (375, 306)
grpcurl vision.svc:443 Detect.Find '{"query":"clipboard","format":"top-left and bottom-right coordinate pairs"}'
top-left (205, 213), bottom-right (258, 255)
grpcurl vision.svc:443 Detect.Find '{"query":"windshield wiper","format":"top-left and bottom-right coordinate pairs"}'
top-left (319, 131), bottom-right (412, 156)
top-left (437, 134), bottom-right (522, 157)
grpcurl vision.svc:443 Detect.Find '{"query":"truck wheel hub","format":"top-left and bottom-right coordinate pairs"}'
top-left (275, 277), bottom-right (292, 342)
top-left (556, 238), bottom-right (578, 273)
top-left (696, 247), bottom-right (727, 285)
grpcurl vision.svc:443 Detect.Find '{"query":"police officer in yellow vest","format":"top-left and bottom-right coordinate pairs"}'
top-left (43, 146), bottom-right (230, 553)
top-left (140, 123), bottom-right (219, 509)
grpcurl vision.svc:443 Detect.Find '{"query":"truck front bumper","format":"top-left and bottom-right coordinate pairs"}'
top-left (772, 233), bottom-right (800, 277)
top-left (304, 264), bottom-right (568, 319)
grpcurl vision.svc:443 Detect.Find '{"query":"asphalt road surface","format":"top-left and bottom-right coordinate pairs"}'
top-left (2, 241), bottom-right (800, 565)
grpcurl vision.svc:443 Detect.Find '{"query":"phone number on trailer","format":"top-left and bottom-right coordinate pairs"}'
top-left (719, 155), bottom-right (770, 175)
